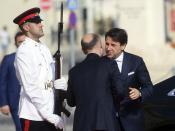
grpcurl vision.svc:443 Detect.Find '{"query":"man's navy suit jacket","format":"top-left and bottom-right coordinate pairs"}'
top-left (0, 53), bottom-right (20, 110)
top-left (118, 52), bottom-right (153, 131)
top-left (67, 53), bottom-right (124, 131)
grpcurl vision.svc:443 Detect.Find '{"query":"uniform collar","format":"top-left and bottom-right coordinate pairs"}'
top-left (25, 37), bottom-right (41, 47)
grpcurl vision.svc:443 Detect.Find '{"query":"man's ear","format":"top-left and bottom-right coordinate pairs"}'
top-left (121, 44), bottom-right (127, 50)
top-left (22, 24), bottom-right (30, 32)
top-left (82, 47), bottom-right (87, 54)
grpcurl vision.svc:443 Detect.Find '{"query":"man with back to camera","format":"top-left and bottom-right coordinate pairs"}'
top-left (0, 31), bottom-right (25, 131)
top-left (67, 33), bottom-right (126, 131)
top-left (13, 7), bottom-right (67, 131)
top-left (105, 28), bottom-right (153, 131)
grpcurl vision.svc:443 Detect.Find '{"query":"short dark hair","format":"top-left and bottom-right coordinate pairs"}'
top-left (81, 34), bottom-right (100, 54)
top-left (105, 28), bottom-right (128, 45)
top-left (15, 31), bottom-right (24, 44)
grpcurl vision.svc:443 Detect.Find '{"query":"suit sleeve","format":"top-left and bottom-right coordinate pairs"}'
top-left (0, 56), bottom-right (9, 107)
top-left (67, 71), bottom-right (76, 107)
top-left (136, 58), bottom-right (153, 102)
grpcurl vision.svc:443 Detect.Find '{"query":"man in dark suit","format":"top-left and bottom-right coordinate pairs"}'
top-left (105, 28), bottom-right (153, 131)
top-left (67, 33), bottom-right (125, 131)
top-left (0, 31), bottom-right (25, 131)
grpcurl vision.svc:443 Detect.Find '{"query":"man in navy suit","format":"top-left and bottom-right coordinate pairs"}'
top-left (0, 31), bottom-right (25, 131)
top-left (105, 28), bottom-right (153, 131)
top-left (67, 33), bottom-right (125, 131)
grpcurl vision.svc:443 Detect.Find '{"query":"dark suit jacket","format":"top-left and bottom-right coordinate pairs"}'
top-left (118, 52), bottom-right (153, 131)
top-left (67, 53), bottom-right (124, 131)
top-left (0, 53), bottom-right (20, 110)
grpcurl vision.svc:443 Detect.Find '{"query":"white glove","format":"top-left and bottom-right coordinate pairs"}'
top-left (45, 114), bottom-right (64, 129)
top-left (54, 115), bottom-right (64, 129)
top-left (54, 77), bottom-right (67, 90)
top-left (39, 108), bottom-right (64, 129)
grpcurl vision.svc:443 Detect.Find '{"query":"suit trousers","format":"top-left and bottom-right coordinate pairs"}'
top-left (11, 109), bottom-right (21, 131)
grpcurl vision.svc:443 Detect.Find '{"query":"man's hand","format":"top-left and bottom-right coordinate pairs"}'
top-left (54, 115), bottom-right (64, 129)
top-left (129, 87), bottom-right (141, 100)
top-left (39, 108), bottom-right (64, 129)
top-left (54, 77), bottom-right (67, 90)
top-left (49, 114), bottom-right (64, 129)
top-left (0, 105), bottom-right (10, 115)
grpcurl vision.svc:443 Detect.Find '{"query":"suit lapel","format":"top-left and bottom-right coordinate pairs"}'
top-left (121, 52), bottom-right (130, 78)
top-left (121, 52), bottom-right (131, 103)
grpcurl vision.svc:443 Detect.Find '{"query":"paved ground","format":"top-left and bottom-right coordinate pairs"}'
top-left (0, 113), bottom-right (15, 131)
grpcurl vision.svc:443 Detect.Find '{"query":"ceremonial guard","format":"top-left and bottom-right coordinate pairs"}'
top-left (13, 7), bottom-right (66, 131)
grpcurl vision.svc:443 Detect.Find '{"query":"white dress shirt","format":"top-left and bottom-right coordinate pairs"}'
top-left (115, 52), bottom-right (124, 73)
top-left (15, 37), bottom-right (55, 121)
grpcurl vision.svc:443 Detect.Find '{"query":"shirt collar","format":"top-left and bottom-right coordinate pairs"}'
top-left (115, 52), bottom-right (124, 62)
